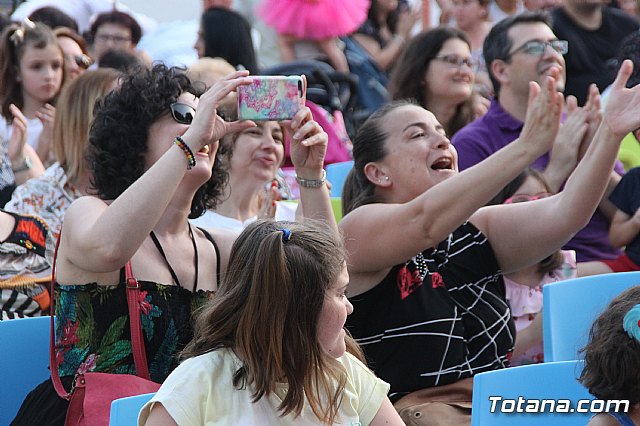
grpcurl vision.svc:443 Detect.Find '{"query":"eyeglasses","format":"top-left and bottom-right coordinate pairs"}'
top-left (505, 39), bottom-right (568, 60)
top-left (65, 54), bottom-right (93, 69)
top-left (94, 33), bottom-right (132, 45)
top-left (433, 54), bottom-right (477, 69)
top-left (504, 192), bottom-right (552, 204)
top-left (170, 103), bottom-right (196, 125)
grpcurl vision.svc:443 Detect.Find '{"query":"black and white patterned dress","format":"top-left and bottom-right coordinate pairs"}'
top-left (346, 221), bottom-right (515, 401)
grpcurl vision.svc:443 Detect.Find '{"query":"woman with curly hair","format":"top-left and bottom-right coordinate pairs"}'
top-left (388, 26), bottom-right (487, 137)
top-left (12, 64), bottom-right (332, 424)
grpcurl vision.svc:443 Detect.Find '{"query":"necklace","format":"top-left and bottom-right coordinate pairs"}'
top-left (149, 225), bottom-right (199, 291)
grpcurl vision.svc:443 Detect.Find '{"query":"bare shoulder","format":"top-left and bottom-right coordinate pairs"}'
top-left (587, 413), bottom-right (621, 426)
top-left (202, 227), bottom-right (241, 275)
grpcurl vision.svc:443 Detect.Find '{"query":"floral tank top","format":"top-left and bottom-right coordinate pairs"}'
top-left (54, 231), bottom-right (219, 384)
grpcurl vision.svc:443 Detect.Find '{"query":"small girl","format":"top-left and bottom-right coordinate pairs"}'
top-left (258, 0), bottom-right (369, 72)
top-left (0, 19), bottom-right (64, 165)
top-left (579, 286), bottom-right (640, 425)
top-left (487, 168), bottom-right (578, 365)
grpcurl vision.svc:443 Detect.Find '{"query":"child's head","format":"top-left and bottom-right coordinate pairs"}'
top-left (579, 286), bottom-right (640, 404)
top-left (0, 20), bottom-right (64, 120)
top-left (184, 220), bottom-right (356, 423)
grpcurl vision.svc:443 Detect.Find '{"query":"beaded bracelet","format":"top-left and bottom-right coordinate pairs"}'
top-left (174, 136), bottom-right (196, 169)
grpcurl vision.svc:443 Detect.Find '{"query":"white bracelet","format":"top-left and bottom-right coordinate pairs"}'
top-left (296, 169), bottom-right (326, 188)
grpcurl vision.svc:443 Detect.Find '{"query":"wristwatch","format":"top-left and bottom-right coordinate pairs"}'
top-left (12, 156), bottom-right (32, 173)
top-left (296, 169), bottom-right (327, 188)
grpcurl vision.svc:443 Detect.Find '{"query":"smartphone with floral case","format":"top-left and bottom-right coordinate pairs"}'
top-left (237, 75), bottom-right (306, 121)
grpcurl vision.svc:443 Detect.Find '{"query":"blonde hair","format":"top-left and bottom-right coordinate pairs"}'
top-left (53, 68), bottom-right (120, 182)
top-left (187, 57), bottom-right (235, 89)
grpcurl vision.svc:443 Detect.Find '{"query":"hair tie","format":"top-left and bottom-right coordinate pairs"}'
top-left (277, 227), bottom-right (291, 243)
top-left (9, 18), bottom-right (36, 47)
top-left (622, 304), bottom-right (640, 342)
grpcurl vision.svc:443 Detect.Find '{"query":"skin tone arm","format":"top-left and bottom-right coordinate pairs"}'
top-left (609, 208), bottom-right (640, 248)
top-left (286, 106), bottom-right (335, 232)
top-left (471, 60), bottom-right (640, 274)
top-left (59, 71), bottom-right (256, 274)
top-left (370, 397), bottom-right (405, 425)
top-left (341, 75), bottom-right (561, 280)
top-left (143, 403), bottom-right (176, 426)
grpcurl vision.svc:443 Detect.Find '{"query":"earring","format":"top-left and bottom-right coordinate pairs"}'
top-left (384, 176), bottom-right (390, 181)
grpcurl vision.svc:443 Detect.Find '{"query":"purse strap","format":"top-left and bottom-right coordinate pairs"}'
top-left (49, 232), bottom-right (152, 400)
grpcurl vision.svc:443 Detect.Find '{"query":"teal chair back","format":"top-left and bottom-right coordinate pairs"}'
top-left (542, 272), bottom-right (640, 362)
top-left (472, 361), bottom-right (592, 425)
top-left (326, 161), bottom-right (354, 198)
top-left (0, 316), bottom-right (52, 426)
top-left (110, 392), bottom-right (156, 426)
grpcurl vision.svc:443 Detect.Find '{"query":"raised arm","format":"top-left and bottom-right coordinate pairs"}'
top-left (60, 71), bottom-right (256, 273)
top-left (286, 106), bottom-right (335, 231)
top-left (473, 60), bottom-right (640, 274)
top-left (341, 76), bottom-right (563, 276)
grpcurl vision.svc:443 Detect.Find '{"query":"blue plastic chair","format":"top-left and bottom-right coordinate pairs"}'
top-left (542, 271), bottom-right (640, 362)
top-left (0, 316), bottom-right (52, 426)
top-left (326, 161), bottom-right (354, 198)
top-left (110, 392), bottom-right (156, 426)
top-left (472, 361), bottom-right (593, 426)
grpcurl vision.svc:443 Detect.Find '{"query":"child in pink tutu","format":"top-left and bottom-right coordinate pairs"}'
top-left (259, 0), bottom-right (369, 72)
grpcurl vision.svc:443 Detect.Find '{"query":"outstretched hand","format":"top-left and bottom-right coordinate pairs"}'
top-left (604, 60), bottom-right (640, 139)
top-left (181, 70), bottom-right (256, 152)
top-left (519, 73), bottom-right (564, 158)
top-left (284, 106), bottom-right (328, 177)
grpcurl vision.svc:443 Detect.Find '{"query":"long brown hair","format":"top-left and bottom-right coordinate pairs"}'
top-left (183, 220), bottom-right (362, 424)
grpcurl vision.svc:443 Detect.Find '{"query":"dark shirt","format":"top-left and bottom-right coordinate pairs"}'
top-left (608, 167), bottom-right (640, 265)
top-left (346, 222), bottom-right (515, 401)
top-left (551, 6), bottom-right (639, 105)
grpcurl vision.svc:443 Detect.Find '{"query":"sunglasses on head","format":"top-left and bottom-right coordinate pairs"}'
top-left (504, 192), bottom-right (552, 204)
top-left (170, 103), bottom-right (196, 125)
top-left (65, 54), bottom-right (94, 69)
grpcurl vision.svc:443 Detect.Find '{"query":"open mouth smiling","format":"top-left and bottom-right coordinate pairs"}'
top-left (431, 157), bottom-right (454, 171)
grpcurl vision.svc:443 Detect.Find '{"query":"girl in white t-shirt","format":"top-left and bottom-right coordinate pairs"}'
top-left (0, 19), bottom-right (63, 165)
top-left (140, 220), bottom-right (403, 425)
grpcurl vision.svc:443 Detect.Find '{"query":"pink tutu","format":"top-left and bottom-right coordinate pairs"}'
top-left (259, 0), bottom-right (370, 40)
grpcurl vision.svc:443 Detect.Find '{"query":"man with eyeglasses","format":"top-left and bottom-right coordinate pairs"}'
top-left (551, 0), bottom-right (639, 106)
top-left (88, 10), bottom-right (143, 65)
top-left (452, 11), bottom-right (625, 264)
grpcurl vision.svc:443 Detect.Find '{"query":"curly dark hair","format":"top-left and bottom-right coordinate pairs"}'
top-left (88, 63), bottom-right (228, 218)
top-left (579, 285), bottom-right (640, 404)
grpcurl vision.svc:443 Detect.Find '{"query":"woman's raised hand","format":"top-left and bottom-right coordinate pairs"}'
top-left (284, 106), bottom-right (328, 178)
top-left (603, 60), bottom-right (640, 140)
top-left (182, 70), bottom-right (256, 151)
top-left (519, 73), bottom-right (564, 158)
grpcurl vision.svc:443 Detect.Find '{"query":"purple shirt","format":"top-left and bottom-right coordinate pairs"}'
top-left (451, 99), bottom-right (622, 262)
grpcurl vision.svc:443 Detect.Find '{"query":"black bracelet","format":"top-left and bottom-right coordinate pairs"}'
top-left (174, 136), bottom-right (196, 170)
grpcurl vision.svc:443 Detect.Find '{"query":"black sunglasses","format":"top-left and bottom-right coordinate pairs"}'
top-left (170, 103), bottom-right (196, 125)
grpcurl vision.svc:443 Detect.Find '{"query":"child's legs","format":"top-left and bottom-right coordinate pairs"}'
top-left (277, 34), bottom-right (297, 63)
top-left (316, 37), bottom-right (349, 73)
